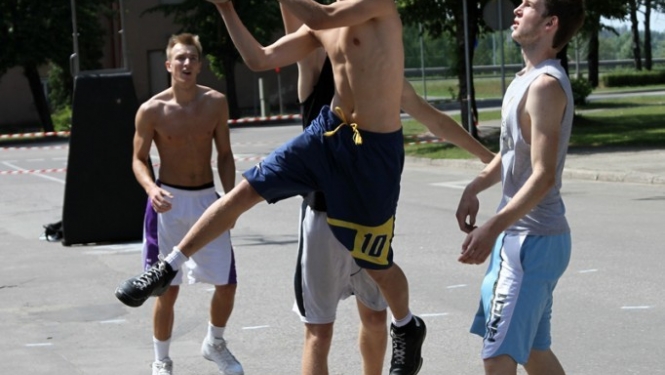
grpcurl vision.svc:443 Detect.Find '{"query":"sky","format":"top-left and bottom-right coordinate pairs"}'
top-left (602, 9), bottom-right (665, 33)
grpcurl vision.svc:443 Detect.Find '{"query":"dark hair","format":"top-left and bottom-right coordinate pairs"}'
top-left (543, 0), bottom-right (585, 51)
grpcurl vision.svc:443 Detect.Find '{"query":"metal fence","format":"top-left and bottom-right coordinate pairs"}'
top-left (405, 58), bottom-right (665, 79)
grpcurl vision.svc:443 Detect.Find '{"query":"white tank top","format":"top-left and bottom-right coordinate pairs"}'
top-left (498, 59), bottom-right (573, 235)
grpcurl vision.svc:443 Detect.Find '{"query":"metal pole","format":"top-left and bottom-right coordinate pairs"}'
top-left (69, 0), bottom-right (80, 77)
top-left (118, 0), bottom-right (129, 70)
top-left (277, 70), bottom-right (283, 114)
top-left (258, 77), bottom-right (266, 117)
top-left (419, 23), bottom-right (428, 99)
top-left (462, 0), bottom-right (474, 134)
top-left (498, 0), bottom-right (506, 95)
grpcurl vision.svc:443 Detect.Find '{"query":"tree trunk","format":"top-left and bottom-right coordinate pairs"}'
top-left (24, 63), bottom-right (54, 132)
top-left (455, 0), bottom-right (479, 139)
top-left (587, 22), bottom-right (600, 88)
top-left (629, 0), bottom-right (642, 70)
top-left (557, 44), bottom-right (570, 76)
top-left (644, 0), bottom-right (653, 70)
top-left (222, 56), bottom-right (240, 120)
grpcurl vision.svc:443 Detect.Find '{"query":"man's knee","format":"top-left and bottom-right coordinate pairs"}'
top-left (305, 323), bottom-right (334, 344)
top-left (359, 307), bottom-right (387, 332)
top-left (156, 285), bottom-right (179, 307)
top-left (483, 354), bottom-right (518, 375)
top-left (213, 284), bottom-right (237, 298)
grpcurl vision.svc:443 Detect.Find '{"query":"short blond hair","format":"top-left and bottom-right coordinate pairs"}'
top-left (166, 33), bottom-right (203, 60)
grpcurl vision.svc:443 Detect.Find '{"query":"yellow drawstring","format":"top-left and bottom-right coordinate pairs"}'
top-left (323, 107), bottom-right (363, 145)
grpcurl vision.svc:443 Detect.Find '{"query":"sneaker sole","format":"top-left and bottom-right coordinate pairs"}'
top-left (114, 287), bottom-right (146, 308)
top-left (412, 320), bottom-right (427, 375)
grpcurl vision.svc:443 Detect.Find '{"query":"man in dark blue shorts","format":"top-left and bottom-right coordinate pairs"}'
top-left (115, 1), bottom-right (489, 373)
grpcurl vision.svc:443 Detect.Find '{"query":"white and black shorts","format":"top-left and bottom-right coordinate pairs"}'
top-left (293, 204), bottom-right (387, 324)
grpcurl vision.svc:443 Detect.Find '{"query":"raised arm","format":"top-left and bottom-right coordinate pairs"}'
top-left (211, 1), bottom-right (319, 71)
top-left (400, 79), bottom-right (494, 164)
top-left (280, 4), bottom-right (326, 102)
top-left (278, 0), bottom-right (395, 30)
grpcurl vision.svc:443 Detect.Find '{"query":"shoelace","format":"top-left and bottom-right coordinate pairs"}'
top-left (153, 360), bottom-right (172, 373)
top-left (323, 106), bottom-right (363, 145)
top-left (133, 263), bottom-right (168, 290)
top-left (391, 331), bottom-right (407, 365)
top-left (209, 342), bottom-right (241, 368)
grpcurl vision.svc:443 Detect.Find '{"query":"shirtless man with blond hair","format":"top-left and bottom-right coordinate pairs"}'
top-left (128, 33), bottom-right (243, 375)
top-left (118, 2), bottom-right (428, 374)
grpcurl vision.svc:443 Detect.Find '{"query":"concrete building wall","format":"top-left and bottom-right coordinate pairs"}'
top-left (0, 0), bottom-right (300, 130)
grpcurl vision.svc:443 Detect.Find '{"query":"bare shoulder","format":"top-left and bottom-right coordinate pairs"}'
top-left (529, 74), bottom-right (565, 99)
top-left (139, 88), bottom-right (172, 116)
top-left (198, 85), bottom-right (227, 104)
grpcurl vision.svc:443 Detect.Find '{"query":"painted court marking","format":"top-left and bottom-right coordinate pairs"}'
top-left (430, 180), bottom-right (471, 190)
top-left (419, 313), bottom-right (449, 318)
top-left (243, 325), bottom-right (270, 330)
top-left (621, 306), bottom-right (652, 310)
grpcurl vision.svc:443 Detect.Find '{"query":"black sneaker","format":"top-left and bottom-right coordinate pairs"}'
top-left (389, 315), bottom-right (426, 375)
top-left (114, 260), bottom-right (177, 307)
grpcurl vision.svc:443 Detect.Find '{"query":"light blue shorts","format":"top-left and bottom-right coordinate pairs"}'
top-left (470, 232), bottom-right (571, 364)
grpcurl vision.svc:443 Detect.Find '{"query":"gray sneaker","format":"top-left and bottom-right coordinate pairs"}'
top-left (152, 357), bottom-right (173, 375)
top-left (201, 338), bottom-right (244, 375)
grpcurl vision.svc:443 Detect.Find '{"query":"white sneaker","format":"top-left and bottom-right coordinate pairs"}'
top-left (201, 338), bottom-right (244, 375)
top-left (152, 357), bottom-right (173, 375)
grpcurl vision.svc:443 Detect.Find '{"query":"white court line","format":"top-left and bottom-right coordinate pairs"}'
top-left (430, 180), bottom-right (471, 190)
top-left (446, 284), bottom-right (467, 289)
top-left (243, 325), bottom-right (270, 330)
top-left (579, 269), bottom-right (598, 273)
top-left (621, 306), bottom-right (652, 310)
top-left (25, 343), bottom-right (53, 347)
top-left (2, 161), bottom-right (65, 184)
top-left (100, 319), bottom-right (126, 324)
top-left (26, 158), bottom-right (45, 162)
top-left (84, 243), bottom-right (142, 255)
top-left (420, 313), bottom-right (449, 317)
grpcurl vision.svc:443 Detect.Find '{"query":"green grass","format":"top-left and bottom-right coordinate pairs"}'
top-left (402, 94), bottom-right (665, 159)
top-left (408, 77), bottom-right (514, 100)
top-left (571, 96), bottom-right (665, 148)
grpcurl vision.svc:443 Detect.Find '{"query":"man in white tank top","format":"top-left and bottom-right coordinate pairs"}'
top-left (455, 1), bottom-right (585, 374)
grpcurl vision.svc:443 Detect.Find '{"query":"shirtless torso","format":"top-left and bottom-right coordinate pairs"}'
top-left (217, 0), bottom-right (404, 133)
top-left (137, 86), bottom-right (228, 187)
top-left (312, 9), bottom-right (404, 132)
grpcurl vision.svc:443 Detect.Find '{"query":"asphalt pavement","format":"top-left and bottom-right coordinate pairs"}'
top-left (0, 89), bottom-right (663, 375)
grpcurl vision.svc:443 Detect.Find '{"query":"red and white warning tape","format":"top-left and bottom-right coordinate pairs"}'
top-left (0, 131), bottom-right (71, 139)
top-left (1, 145), bottom-right (69, 151)
top-left (228, 114), bottom-right (301, 125)
top-left (0, 114), bottom-right (300, 140)
top-left (0, 168), bottom-right (67, 175)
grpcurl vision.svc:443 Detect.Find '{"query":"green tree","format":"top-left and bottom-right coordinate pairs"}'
top-left (145, 0), bottom-right (281, 119)
top-left (583, 0), bottom-right (627, 87)
top-left (0, 0), bottom-right (109, 131)
top-left (398, 0), bottom-right (511, 139)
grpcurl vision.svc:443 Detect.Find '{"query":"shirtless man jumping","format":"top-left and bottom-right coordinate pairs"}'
top-left (117, 2), bottom-right (426, 374)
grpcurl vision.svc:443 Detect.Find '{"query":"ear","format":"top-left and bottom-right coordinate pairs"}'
top-left (165, 60), bottom-right (172, 73)
top-left (546, 16), bottom-right (558, 28)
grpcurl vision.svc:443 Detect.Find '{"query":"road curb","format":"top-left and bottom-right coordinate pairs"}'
top-left (405, 157), bottom-right (665, 186)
